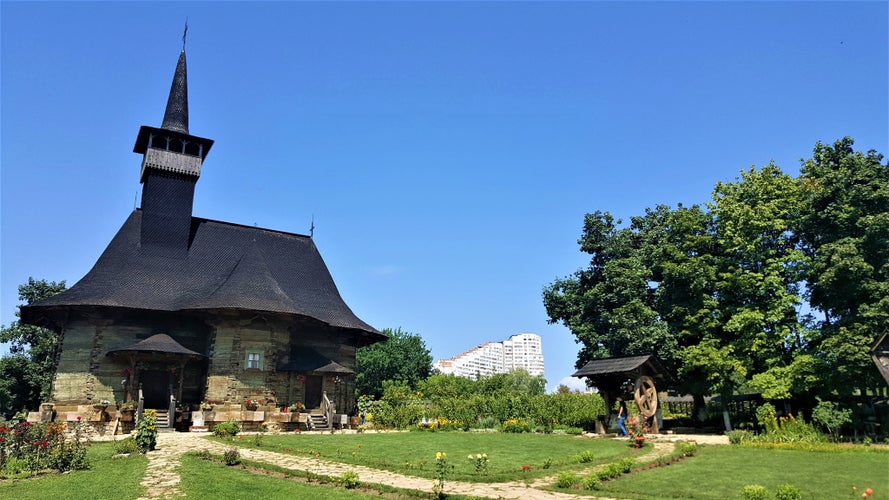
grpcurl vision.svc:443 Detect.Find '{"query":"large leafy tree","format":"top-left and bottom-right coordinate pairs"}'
top-left (0, 278), bottom-right (67, 416)
top-left (545, 138), bottom-right (888, 413)
top-left (796, 138), bottom-right (889, 393)
top-left (355, 327), bottom-right (433, 398)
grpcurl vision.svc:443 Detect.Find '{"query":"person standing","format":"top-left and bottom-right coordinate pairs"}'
top-left (617, 398), bottom-right (628, 436)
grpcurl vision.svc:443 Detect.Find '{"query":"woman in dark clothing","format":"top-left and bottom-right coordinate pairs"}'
top-left (617, 398), bottom-right (628, 436)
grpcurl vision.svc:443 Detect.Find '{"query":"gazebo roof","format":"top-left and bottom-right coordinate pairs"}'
top-left (572, 354), bottom-right (670, 381)
top-left (106, 333), bottom-right (204, 358)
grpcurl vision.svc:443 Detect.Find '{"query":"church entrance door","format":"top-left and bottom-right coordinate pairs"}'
top-left (305, 375), bottom-right (322, 409)
top-left (141, 370), bottom-right (170, 409)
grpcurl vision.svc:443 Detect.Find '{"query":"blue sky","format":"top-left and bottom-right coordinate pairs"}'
top-left (2, 1), bottom-right (886, 392)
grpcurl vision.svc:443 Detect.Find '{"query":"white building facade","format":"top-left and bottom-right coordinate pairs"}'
top-left (434, 333), bottom-right (544, 380)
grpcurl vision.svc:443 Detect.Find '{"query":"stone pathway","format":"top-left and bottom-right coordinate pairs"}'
top-left (133, 431), bottom-right (725, 500)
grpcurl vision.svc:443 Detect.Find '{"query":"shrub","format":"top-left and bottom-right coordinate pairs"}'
top-left (582, 473), bottom-right (602, 491)
top-left (742, 484), bottom-right (769, 500)
top-left (222, 448), bottom-right (240, 466)
top-left (575, 450), bottom-right (596, 463)
top-left (213, 420), bottom-right (241, 439)
top-left (774, 483), bottom-right (802, 500)
top-left (475, 416), bottom-right (500, 429)
top-left (811, 399), bottom-right (852, 441)
top-left (679, 441), bottom-right (698, 456)
top-left (727, 429), bottom-right (753, 445)
top-left (602, 462), bottom-right (623, 479)
top-left (618, 457), bottom-right (635, 473)
top-left (135, 409), bottom-right (158, 453)
top-left (339, 470), bottom-right (360, 489)
top-left (113, 437), bottom-right (139, 455)
top-left (555, 472), bottom-right (580, 488)
top-left (501, 418), bottom-right (531, 433)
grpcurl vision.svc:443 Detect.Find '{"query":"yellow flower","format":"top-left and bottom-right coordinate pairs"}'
top-left (468, 454), bottom-right (474, 459)
top-left (476, 453), bottom-right (482, 459)
top-left (436, 452), bottom-right (442, 460)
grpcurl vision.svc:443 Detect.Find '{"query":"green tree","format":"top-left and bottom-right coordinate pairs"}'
top-left (0, 277), bottom-right (67, 415)
top-left (419, 373), bottom-right (476, 400)
top-left (796, 138), bottom-right (889, 394)
top-left (476, 369), bottom-right (546, 396)
top-left (355, 327), bottom-right (432, 398)
top-left (545, 139), bottom-right (886, 417)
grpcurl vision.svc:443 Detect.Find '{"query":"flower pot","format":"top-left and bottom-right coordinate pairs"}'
top-left (120, 409), bottom-right (135, 422)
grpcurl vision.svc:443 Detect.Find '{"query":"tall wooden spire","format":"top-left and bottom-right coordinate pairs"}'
top-left (132, 36), bottom-right (214, 257)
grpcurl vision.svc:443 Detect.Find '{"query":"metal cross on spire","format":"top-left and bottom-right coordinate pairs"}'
top-left (182, 20), bottom-right (188, 51)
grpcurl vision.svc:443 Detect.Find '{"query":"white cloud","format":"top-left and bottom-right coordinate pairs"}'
top-left (549, 375), bottom-right (590, 393)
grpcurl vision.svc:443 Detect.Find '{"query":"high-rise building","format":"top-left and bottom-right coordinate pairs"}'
top-left (433, 333), bottom-right (544, 380)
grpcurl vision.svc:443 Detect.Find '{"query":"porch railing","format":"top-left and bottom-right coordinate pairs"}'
top-left (136, 386), bottom-right (144, 423)
top-left (167, 385), bottom-right (176, 428)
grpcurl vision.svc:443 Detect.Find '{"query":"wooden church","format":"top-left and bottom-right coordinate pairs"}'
top-left (21, 42), bottom-right (385, 427)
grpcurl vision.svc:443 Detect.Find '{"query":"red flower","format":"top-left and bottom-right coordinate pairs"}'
top-left (521, 465), bottom-right (531, 471)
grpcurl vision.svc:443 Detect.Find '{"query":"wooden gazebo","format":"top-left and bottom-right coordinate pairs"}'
top-left (572, 354), bottom-right (671, 434)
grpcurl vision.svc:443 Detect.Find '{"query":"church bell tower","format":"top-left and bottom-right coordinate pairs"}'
top-left (133, 32), bottom-right (214, 258)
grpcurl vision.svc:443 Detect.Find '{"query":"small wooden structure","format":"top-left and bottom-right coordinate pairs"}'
top-left (572, 354), bottom-right (670, 434)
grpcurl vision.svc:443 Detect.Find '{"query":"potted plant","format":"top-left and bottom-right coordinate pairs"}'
top-left (288, 401), bottom-right (305, 413)
top-left (244, 398), bottom-right (261, 411)
top-left (119, 400), bottom-right (137, 421)
top-left (93, 399), bottom-right (111, 411)
top-left (200, 401), bottom-right (214, 411)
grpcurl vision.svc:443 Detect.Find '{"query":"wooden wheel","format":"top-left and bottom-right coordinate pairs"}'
top-left (633, 376), bottom-right (658, 418)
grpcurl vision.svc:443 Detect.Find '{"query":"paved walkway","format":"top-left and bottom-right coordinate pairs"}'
top-left (133, 431), bottom-right (726, 500)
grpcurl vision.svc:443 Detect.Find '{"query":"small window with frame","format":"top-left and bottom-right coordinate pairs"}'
top-left (245, 351), bottom-right (263, 370)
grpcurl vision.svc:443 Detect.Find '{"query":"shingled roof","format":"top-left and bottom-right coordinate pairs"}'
top-left (107, 333), bottom-right (204, 358)
top-left (22, 210), bottom-right (383, 341)
top-left (572, 354), bottom-right (669, 380)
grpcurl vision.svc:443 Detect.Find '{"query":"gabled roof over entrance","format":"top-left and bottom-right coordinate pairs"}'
top-left (22, 211), bottom-right (383, 342)
top-left (278, 347), bottom-right (354, 374)
top-left (106, 333), bottom-right (204, 358)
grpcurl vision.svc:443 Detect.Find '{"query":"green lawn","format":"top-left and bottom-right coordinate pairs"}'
top-left (178, 454), bottom-right (390, 499)
top-left (216, 431), bottom-right (636, 481)
top-left (584, 445), bottom-right (889, 499)
top-left (0, 442), bottom-right (147, 500)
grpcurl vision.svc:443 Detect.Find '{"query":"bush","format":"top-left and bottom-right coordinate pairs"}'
top-left (0, 420), bottom-right (90, 473)
top-left (727, 429), bottom-right (753, 445)
top-left (774, 483), bottom-right (802, 500)
top-left (555, 472), bottom-right (580, 488)
top-left (618, 457), bottom-right (635, 473)
top-left (582, 473), bottom-right (602, 491)
top-left (339, 470), bottom-right (360, 489)
top-left (742, 484), bottom-right (768, 500)
top-left (213, 420), bottom-right (241, 439)
top-left (811, 399), bottom-right (852, 441)
top-left (113, 437), bottom-right (139, 455)
top-left (135, 409), bottom-right (158, 453)
top-left (222, 448), bottom-right (240, 466)
top-left (679, 441), bottom-right (698, 456)
top-left (501, 418), bottom-right (531, 433)
top-left (575, 450), bottom-right (596, 463)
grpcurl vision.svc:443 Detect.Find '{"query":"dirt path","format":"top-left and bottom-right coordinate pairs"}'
top-left (133, 431), bottom-right (723, 499)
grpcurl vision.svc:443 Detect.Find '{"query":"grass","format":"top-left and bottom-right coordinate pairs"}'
top-left (213, 431), bottom-right (636, 481)
top-left (585, 444), bottom-right (889, 499)
top-left (0, 442), bottom-right (147, 499)
top-left (178, 453), bottom-right (400, 499)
